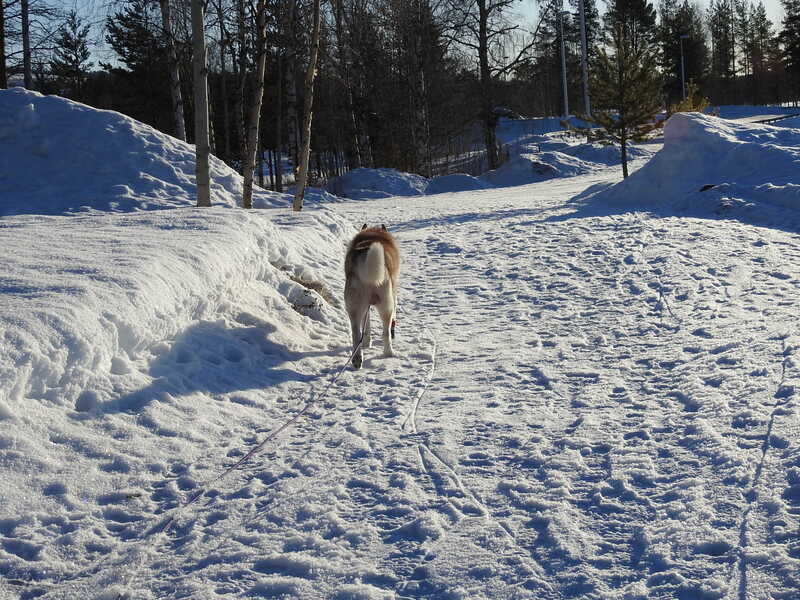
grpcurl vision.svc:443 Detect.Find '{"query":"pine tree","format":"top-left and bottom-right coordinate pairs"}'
top-left (780, 0), bottom-right (800, 101)
top-left (707, 0), bottom-right (736, 103)
top-left (603, 0), bottom-right (658, 53)
top-left (658, 0), bottom-right (709, 105)
top-left (50, 10), bottom-right (92, 100)
top-left (750, 1), bottom-right (775, 103)
top-left (103, 0), bottom-right (173, 133)
top-left (582, 21), bottom-right (662, 178)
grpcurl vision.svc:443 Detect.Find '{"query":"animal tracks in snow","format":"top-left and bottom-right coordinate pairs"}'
top-left (13, 177), bottom-right (800, 600)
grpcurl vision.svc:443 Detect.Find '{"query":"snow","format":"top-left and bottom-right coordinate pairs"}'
top-left (329, 130), bottom-right (657, 199)
top-left (326, 167), bottom-right (429, 200)
top-left (709, 104), bottom-right (800, 122)
top-left (593, 112), bottom-right (800, 227)
top-left (2, 90), bottom-right (800, 600)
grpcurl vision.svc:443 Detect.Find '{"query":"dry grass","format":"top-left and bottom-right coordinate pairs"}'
top-left (288, 274), bottom-right (335, 306)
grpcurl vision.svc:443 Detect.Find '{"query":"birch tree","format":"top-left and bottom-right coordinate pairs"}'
top-left (283, 0), bottom-right (300, 177)
top-left (22, 0), bottom-right (31, 87)
top-left (241, 0), bottom-right (269, 209)
top-left (159, 0), bottom-right (186, 141)
top-left (293, 0), bottom-right (322, 211)
top-left (1, 0), bottom-right (6, 88)
top-left (192, 0), bottom-right (211, 206)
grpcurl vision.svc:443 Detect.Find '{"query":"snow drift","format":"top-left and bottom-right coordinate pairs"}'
top-left (0, 88), bottom-right (308, 216)
top-left (594, 112), bottom-right (800, 218)
top-left (326, 167), bottom-right (429, 200)
top-left (0, 90), bottom-right (356, 591)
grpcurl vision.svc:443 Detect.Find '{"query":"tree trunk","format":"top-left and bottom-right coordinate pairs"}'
top-left (275, 49), bottom-right (284, 192)
top-left (333, 0), bottom-right (362, 168)
top-left (0, 0), bottom-right (6, 89)
top-left (621, 136), bottom-right (629, 178)
top-left (293, 0), bottom-right (322, 212)
top-left (192, 0), bottom-right (211, 206)
top-left (242, 0), bottom-right (269, 209)
top-left (236, 0), bottom-right (247, 174)
top-left (283, 0), bottom-right (299, 178)
top-left (22, 0), bottom-right (31, 88)
top-left (477, 0), bottom-right (498, 171)
top-left (160, 0), bottom-right (186, 141)
top-left (214, 2), bottom-right (231, 162)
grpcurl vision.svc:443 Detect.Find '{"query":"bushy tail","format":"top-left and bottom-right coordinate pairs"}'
top-left (359, 242), bottom-right (386, 285)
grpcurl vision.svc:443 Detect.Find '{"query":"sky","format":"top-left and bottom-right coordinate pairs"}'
top-left (44, 0), bottom-right (788, 67)
top-left (519, 0), bottom-right (785, 31)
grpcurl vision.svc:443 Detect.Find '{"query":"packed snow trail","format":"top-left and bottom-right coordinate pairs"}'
top-left (9, 166), bottom-right (800, 600)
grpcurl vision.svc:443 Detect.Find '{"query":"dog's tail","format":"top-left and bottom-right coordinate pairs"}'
top-left (358, 242), bottom-right (387, 285)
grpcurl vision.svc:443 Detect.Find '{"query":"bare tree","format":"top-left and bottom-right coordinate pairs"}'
top-left (213, 0), bottom-right (232, 161)
top-left (293, 0), bottom-right (322, 211)
top-left (160, 0), bottom-right (187, 141)
top-left (283, 0), bottom-right (300, 176)
top-left (192, 0), bottom-right (211, 206)
top-left (445, 0), bottom-right (540, 170)
top-left (241, 0), bottom-right (269, 209)
top-left (22, 0), bottom-right (31, 86)
top-left (1, 0), bottom-right (7, 88)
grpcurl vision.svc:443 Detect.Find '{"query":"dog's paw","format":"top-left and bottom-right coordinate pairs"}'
top-left (382, 348), bottom-right (395, 358)
top-left (352, 354), bottom-right (363, 369)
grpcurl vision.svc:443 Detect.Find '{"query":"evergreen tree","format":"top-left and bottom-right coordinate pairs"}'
top-left (707, 0), bottom-right (736, 103)
top-left (603, 0), bottom-right (658, 52)
top-left (50, 10), bottom-right (92, 101)
top-left (658, 0), bottom-right (708, 105)
top-left (582, 21), bottom-right (662, 178)
top-left (780, 0), bottom-right (800, 101)
top-left (102, 0), bottom-right (174, 133)
top-left (734, 0), bottom-right (753, 79)
top-left (750, 1), bottom-right (775, 103)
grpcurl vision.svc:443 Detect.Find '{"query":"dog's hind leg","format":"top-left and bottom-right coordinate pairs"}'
top-left (363, 310), bottom-right (372, 349)
top-left (348, 303), bottom-right (369, 369)
top-left (376, 293), bottom-right (395, 358)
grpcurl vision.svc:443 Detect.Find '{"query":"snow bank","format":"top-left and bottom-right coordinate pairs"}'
top-left (708, 104), bottom-right (799, 121)
top-left (594, 112), bottom-right (800, 217)
top-left (326, 167), bottom-right (428, 200)
top-left (425, 173), bottom-right (492, 195)
top-left (0, 208), bottom-right (350, 410)
top-left (0, 88), bottom-right (295, 215)
top-left (327, 135), bottom-right (653, 199)
top-left (0, 90), bottom-right (357, 587)
top-left (481, 138), bottom-right (654, 187)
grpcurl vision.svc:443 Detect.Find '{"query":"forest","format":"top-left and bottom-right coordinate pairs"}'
top-left (2, 0), bottom-right (799, 190)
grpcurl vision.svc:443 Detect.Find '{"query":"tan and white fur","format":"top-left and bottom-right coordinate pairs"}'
top-left (344, 224), bottom-right (400, 369)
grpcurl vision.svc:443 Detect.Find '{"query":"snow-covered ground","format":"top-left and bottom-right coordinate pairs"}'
top-left (2, 90), bottom-right (800, 600)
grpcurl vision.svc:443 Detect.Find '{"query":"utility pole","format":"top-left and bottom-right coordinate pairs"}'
top-left (559, 9), bottom-right (569, 118)
top-left (578, 0), bottom-right (590, 116)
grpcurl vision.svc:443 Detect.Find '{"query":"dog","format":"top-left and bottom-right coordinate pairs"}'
top-left (344, 224), bottom-right (400, 369)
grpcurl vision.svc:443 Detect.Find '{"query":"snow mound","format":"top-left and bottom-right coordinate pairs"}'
top-left (425, 173), bottom-right (493, 195)
top-left (0, 88), bottom-right (292, 216)
top-left (481, 139), bottom-right (653, 187)
top-left (595, 112), bottom-right (800, 217)
top-left (326, 167), bottom-right (428, 200)
top-left (708, 104), bottom-right (799, 121)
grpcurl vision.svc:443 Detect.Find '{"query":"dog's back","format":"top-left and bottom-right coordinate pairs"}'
top-left (345, 227), bottom-right (400, 286)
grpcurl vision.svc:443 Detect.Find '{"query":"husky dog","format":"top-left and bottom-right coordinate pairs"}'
top-left (344, 224), bottom-right (400, 369)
